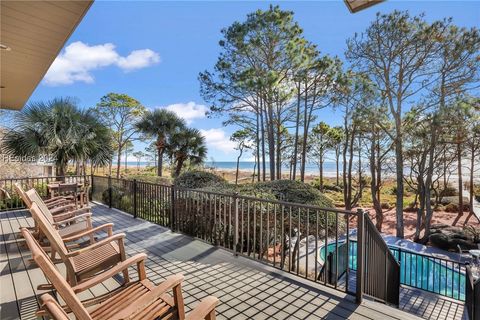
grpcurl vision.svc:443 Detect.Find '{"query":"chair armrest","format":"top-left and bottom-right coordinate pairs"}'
top-left (66, 233), bottom-right (125, 257)
top-left (53, 212), bottom-right (92, 226)
top-left (71, 253), bottom-right (147, 293)
top-left (110, 274), bottom-right (185, 320)
top-left (52, 207), bottom-right (90, 222)
top-left (185, 296), bottom-right (219, 320)
top-left (62, 223), bottom-right (113, 243)
top-left (46, 199), bottom-right (67, 208)
top-left (50, 204), bottom-right (76, 215)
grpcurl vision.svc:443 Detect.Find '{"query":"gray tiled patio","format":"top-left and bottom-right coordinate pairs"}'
top-left (0, 203), bottom-right (465, 319)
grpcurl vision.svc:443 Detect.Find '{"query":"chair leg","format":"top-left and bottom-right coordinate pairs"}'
top-left (173, 283), bottom-right (186, 320)
top-left (122, 269), bottom-right (130, 284)
top-left (206, 310), bottom-right (216, 320)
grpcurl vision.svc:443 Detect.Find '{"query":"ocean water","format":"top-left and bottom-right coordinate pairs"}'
top-left (126, 161), bottom-right (340, 175)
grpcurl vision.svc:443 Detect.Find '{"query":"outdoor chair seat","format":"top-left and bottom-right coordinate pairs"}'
top-left (88, 279), bottom-right (173, 320)
top-left (71, 241), bottom-right (121, 280)
top-left (57, 220), bottom-right (90, 238)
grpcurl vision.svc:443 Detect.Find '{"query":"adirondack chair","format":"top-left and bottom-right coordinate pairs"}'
top-left (29, 202), bottom-right (127, 286)
top-left (22, 187), bottom-right (107, 243)
top-left (21, 228), bottom-right (219, 320)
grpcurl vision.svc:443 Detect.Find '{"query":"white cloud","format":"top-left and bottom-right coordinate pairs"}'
top-left (200, 128), bottom-right (236, 154)
top-left (116, 49), bottom-right (160, 71)
top-left (44, 41), bottom-right (160, 85)
top-left (161, 102), bottom-right (208, 124)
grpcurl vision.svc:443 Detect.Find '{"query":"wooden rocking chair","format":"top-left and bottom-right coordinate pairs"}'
top-left (24, 188), bottom-right (111, 242)
top-left (29, 202), bottom-right (127, 287)
top-left (21, 228), bottom-right (219, 320)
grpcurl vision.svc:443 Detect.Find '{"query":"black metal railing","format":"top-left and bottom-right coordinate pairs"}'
top-left (361, 212), bottom-right (400, 306)
top-left (0, 175), bottom-right (90, 211)
top-left (391, 248), bottom-right (467, 301)
top-left (174, 187), bottom-right (357, 293)
top-left (466, 266), bottom-right (480, 320)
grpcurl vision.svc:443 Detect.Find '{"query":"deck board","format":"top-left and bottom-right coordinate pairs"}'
top-left (0, 204), bottom-right (467, 320)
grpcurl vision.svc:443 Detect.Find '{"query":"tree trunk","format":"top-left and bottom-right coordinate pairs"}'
top-left (300, 85), bottom-right (309, 182)
top-left (292, 84), bottom-right (301, 180)
top-left (266, 102), bottom-right (276, 181)
top-left (235, 148), bottom-right (243, 185)
top-left (256, 111), bottom-right (261, 182)
top-left (252, 156), bottom-right (257, 183)
top-left (157, 147), bottom-right (164, 177)
top-left (370, 135), bottom-right (383, 232)
top-left (470, 143), bottom-right (475, 215)
top-left (319, 152), bottom-right (324, 191)
top-left (457, 142), bottom-right (463, 216)
top-left (335, 148), bottom-right (340, 186)
top-left (342, 120), bottom-right (350, 210)
top-left (116, 147), bottom-right (122, 178)
top-left (347, 128), bottom-right (355, 209)
top-left (175, 157), bottom-right (185, 177)
top-left (358, 135), bottom-right (363, 198)
top-left (394, 123), bottom-right (404, 238)
top-left (260, 99), bottom-right (266, 182)
top-left (125, 148), bottom-right (128, 172)
top-left (276, 123), bottom-right (282, 180)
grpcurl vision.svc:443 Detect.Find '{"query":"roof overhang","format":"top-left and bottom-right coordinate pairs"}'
top-left (0, 0), bottom-right (93, 110)
top-left (344, 0), bottom-right (384, 13)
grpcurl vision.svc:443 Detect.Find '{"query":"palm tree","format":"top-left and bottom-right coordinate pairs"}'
top-left (2, 98), bottom-right (112, 177)
top-left (168, 128), bottom-right (207, 177)
top-left (77, 112), bottom-right (114, 174)
top-left (136, 109), bottom-right (186, 176)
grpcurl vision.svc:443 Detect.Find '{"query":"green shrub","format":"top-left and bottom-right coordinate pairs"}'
top-left (238, 180), bottom-right (334, 208)
top-left (440, 186), bottom-right (457, 197)
top-left (380, 202), bottom-right (391, 210)
top-left (445, 203), bottom-right (458, 213)
top-left (127, 175), bottom-right (171, 185)
top-left (174, 170), bottom-right (227, 189)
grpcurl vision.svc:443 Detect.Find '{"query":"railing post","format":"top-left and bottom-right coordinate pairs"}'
top-left (233, 192), bottom-right (239, 256)
top-left (356, 208), bottom-right (365, 304)
top-left (170, 185), bottom-right (176, 231)
top-left (133, 179), bottom-right (137, 218)
top-left (90, 173), bottom-right (94, 202)
top-left (108, 175), bottom-right (112, 208)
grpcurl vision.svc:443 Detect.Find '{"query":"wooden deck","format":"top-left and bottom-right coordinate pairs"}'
top-left (0, 204), bottom-right (465, 320)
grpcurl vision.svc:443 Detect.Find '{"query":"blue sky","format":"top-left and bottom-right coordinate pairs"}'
top-left (28, 1), bottom-right (480, 161)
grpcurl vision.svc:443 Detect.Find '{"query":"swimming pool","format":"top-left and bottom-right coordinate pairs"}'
top-left (319, 241), bottom-right (466, 301)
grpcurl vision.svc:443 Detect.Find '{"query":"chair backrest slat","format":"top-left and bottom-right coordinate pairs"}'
top-left (14, 183), bottom-right (32, 208)
top-left (27, 195), bottom-right (67, 254)
top-left (25, 189), bottom-right (55, 224)
top-left (21, 227), bottom-right (91, 320)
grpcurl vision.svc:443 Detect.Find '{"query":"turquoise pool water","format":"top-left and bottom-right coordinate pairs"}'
top-left (319, 241), bottom-right (466, 301)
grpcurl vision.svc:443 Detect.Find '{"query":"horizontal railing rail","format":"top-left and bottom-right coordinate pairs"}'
top-left (0, 175), bottom-right (90, 211)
